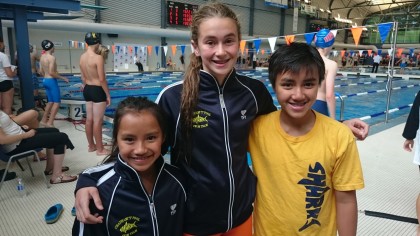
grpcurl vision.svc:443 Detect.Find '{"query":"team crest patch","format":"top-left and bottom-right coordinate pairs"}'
top-left (115, 216), bottom-right (140, 235)
top-left (192, 110), bottom-right (211, 128)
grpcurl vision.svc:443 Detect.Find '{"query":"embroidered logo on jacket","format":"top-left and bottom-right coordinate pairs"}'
top-left (170, 203), bottom-right (177, 215)
top-left (115, 216), bottom-right (140, 235)
top-left (241, 110), bottom-right (247, 120)
top-left (192, 111), bottom-right (211, 128)
top-left (297, 162), bottom-right (330, 232)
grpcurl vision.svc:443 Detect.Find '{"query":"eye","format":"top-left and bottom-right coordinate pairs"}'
top-left (304, 81), bottom-right (315, 88)
top-left (280, 82), bottom-right (293, 89)
top-left (147, 135), bottom-right (157, 142)
top-left (205, 40), bottom-right (215, 46)
top-left (225, 38), bottom-right (235, 45)
top-left (123, 137), bottom-right (135, 143)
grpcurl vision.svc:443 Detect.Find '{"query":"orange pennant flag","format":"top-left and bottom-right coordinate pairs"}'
top-left (127, 46), bottom-right (132, 54)
top-left (261, 49), bottom-right (265, 55)
top-left (285, 35), bottom-right (295, 45)
top-left (350, 27), bottom-right (363, 46)
top-left (112, 45), bottom-right (116, 54)
top-left (246, 48), bottom-right (249, 54)
top-left (147, 46), bottom-right (152, 55)
top-left (171, 45), bottom-right (177, 56)
top-left (397, 48), bottom-right (404, 57)
top-left (240, 40), bottom-right (246, 55)
top-left (367, 50), bottom-right (372, 56)
top-left (341, 50), bottom-right (345, 58)
top-left (74, 41), bottom-right (78, 49)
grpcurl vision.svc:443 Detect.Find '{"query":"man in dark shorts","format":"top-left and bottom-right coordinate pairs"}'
top-left (79, 32), bottom-right (110, 156)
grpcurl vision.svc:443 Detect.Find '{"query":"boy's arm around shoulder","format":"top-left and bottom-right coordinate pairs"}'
top-left (75, 162), bottom-right (115, 194)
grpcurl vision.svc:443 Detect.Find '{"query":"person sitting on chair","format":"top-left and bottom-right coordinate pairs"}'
top-left (0, 109), bottom-right (77, 184)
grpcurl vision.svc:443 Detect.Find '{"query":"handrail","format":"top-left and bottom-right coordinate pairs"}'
top-left (335, 92), bottom-right (344, 121)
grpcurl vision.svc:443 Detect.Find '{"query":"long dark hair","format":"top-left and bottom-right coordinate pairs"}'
top-left (179, 2), bottom-right (241, 159)
top-left (102, 97), bottom-right (167, 164)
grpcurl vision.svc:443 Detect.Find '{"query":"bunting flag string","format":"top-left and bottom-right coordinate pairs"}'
top-left (66, 22), bottom-right (407, 63)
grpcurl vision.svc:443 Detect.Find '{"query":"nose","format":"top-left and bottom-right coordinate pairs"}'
top-left (134, 141), bottom-right (147, 155)
top-left (292, 87), bottom-right (305, 100)
top-left (215, 43), bottom-right (226, 56)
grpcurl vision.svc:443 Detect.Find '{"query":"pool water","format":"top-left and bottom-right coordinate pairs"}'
top-left (47, 70), bottom-right (419, 137)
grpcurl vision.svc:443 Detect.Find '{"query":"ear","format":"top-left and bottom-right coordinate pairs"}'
top-left (191, 40), bottom-right (200, 57)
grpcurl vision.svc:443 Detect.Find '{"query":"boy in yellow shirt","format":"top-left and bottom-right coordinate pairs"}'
top-left (249, 42), bottom-right (365, 236)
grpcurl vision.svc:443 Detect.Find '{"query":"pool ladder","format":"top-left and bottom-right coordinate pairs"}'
top-left (335, 92), bottom-right (344, 121)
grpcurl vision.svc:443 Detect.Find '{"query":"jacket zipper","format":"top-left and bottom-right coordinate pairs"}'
top-left (219, 91), bottom-right (234, 232)
top-left (149, 200), bottom-right (159, 236)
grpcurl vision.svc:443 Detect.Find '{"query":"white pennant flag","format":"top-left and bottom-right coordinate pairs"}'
top-left (190, 44), bottom-right (194, 53)
top-left (123, 46), bottom-right (126, 54)
top-left (359, 50), bottom-right (363, 56)
top-left (388, 49), bottom-right (393, 55)
top-left (333, 50), bottom-right (338, 57)
top-left (331, 30), bottom-right (338, 37)
top-left (163, 46), bottom-right (168, 56)
top-left (268, 37), bottom-right (277, 53)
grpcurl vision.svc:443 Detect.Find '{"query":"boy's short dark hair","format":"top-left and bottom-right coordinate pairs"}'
top-left (268, 42), bottom-right (325, 87)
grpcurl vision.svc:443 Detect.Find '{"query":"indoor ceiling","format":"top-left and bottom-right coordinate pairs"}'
top-left (311, 0), bottom-right (420, 24)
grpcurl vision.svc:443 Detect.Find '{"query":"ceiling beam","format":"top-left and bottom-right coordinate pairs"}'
top-left (0, 0), bottom-right (80, 12)
top-left (330, 0), bottom-right (418, 11)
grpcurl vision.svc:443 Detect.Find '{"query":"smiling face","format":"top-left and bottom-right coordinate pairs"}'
top-left (117, 111), bottom-right (163, 177)
top-left (192, 17), bottom-right (239, 84)
top-left (275, 69), bottom-right (319, 125)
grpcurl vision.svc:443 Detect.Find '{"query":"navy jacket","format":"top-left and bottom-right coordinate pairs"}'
top-left (73, 156), bottom-right (187, 236)
top-left (403, 90), bottom-right (420, 140)
top-left (156, 69), bottom-right (276, 234)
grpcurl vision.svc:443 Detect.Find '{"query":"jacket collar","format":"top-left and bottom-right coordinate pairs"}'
top-left (199, 69), bottom-right (236, 89)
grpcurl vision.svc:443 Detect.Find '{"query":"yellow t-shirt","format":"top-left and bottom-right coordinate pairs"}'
top-left (249, 110), bottom-right (364, 236)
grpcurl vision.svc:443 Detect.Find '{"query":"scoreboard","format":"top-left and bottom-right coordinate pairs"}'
top-left (167, 1), bottom-right (198, 27)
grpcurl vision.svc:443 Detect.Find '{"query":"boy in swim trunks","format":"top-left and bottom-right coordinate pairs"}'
top-left (313, 28), bottom-right (337, 119)
top-left (79, 32), bottom-right (111, 155)
top-left (39, 39), bottom-right (69, 127)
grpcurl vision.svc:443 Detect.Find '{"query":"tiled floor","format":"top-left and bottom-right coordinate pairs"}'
top-left (0, 113), bottom-right (419, 235)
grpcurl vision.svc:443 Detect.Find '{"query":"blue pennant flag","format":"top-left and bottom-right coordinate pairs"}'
top-left (378, 23), bottom-right (393, 43)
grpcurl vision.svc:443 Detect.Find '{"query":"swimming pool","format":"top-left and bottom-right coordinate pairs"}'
top-left (47, 70), bottom-right (418, 130)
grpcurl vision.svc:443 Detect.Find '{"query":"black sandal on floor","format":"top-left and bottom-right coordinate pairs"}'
top-left (44, 166), bottom-right (70, 176)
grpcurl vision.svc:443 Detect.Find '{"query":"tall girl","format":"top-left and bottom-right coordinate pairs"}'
top-left (72, 97), bottom-right (186, 235)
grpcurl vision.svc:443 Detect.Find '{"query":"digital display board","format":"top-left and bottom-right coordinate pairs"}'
top-left (167, 1), bottom-right (198, 27)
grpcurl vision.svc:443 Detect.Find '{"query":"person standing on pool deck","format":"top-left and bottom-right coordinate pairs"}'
top-left (39, 40), bottom-right (69, 127)
top-left (73, 3), bottom-right (369, 235)
top-left (79, 32), bottom-right (111, 156)
top-left (312, 28), bottom-right (336, 119)
top-left (402, 90), bottom-right (420, 236)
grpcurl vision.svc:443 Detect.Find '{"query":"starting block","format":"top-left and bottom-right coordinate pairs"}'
top-left (61, 99), bottom-right (85, 121)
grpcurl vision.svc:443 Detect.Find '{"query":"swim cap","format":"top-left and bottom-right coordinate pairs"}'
top-left (41, 40), bottom-right (54, 51)
top-left (314, 28), bottom-right (335, 48)
top-left (85, 32), bottom-right (100, 45)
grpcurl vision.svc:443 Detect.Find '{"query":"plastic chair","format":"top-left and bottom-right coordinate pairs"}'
top-left (0, 148), bottom-right (50, 193)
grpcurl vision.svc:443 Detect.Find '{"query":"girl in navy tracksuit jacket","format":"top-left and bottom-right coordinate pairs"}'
top-left (73, 97), bottom-right (187, 236)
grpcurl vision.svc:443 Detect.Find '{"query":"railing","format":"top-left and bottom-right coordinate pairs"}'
top-left (335, 92), bottom-right (344, 121)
